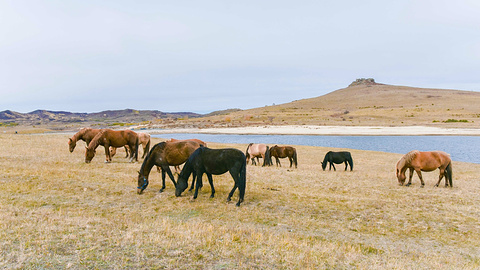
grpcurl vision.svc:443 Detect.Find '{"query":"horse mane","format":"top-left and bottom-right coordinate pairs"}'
top-left (245, 143), bottom-right (253, 158)
top-left (88, 129), bottom-right (107, 149)
top-left (397, 150), bottom-right (419, 169)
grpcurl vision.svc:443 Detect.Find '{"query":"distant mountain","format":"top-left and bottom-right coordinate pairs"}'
top-left (0, 109), bottom-right (204, 125)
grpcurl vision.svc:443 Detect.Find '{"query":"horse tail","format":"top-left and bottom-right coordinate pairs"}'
top-left (134, 137), bottom-right (139, 161)
top-left (445, 161), bottom-right (453, 187)
top-left (145, 138), bottom-right (151, 154)
top-left (238, 156), bottom-right (247, 204)
top-left (263, 146), bottom-right (271, 166)
top-left (293, 149), bottom-right (298, 168)
top-left (348, 153), bottom-right (353, 171)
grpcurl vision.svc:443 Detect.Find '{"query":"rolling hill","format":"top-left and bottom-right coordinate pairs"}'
top-left (184, 79), bottom-right (480, 128)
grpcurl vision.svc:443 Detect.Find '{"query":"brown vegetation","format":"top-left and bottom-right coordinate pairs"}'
top-left (1, 134), bottom-right (479, 268)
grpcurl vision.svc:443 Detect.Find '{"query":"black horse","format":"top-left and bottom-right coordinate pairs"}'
top-left (321, 151), bottom-right (353, 171)
top-left (175, 147), bottom-right (247, 206)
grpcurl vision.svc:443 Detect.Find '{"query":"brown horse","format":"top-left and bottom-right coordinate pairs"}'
top-left (396, 150), bottom-right (453, 187)
top-left (110, 131), bottom-right (151, 159)
top-left (68, 128), bottom-right (101, 152)
top-left (245, 143), bottom-right (269, 166)
top-left (166, 138), bottom-right (207, 173)
top-left (168, 138), bottom-right (207, 147)
top-left (268, 145), bottom-right (297, 168)
top-left (137, 140), bottom-right (202, 194)
top-left (85, 129), bottom-right (139, 163)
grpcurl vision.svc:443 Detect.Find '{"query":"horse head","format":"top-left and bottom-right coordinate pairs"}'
top-left (85, 146), bottom-right (96, 163)
top-left (395, 160), bottom-right (406, 185)
top-left (137, 172), bottom-right (149, 194)
top-left (175, 175), bottom-right (188, 197)
top-left (68, 138), bottom-right (76, 153)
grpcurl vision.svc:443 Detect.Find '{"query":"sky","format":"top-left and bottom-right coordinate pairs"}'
top-left (1, 0), bottom-right (479, 114)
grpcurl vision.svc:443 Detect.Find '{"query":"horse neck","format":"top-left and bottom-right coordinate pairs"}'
top-left (71, 129), bottom-right (85, 142)
top-left (87, 133), bottom-right (102, 150)
top-left (139, 152), bottom-right (156, 179)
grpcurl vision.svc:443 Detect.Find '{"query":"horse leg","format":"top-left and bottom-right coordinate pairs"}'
top-left (288, 157), bottom-right (293, 168)
top-left (165, 167), bottom-right (177, 188)
top-left (160, 169), bottom-right (166, 192)
top-left (193, 172), bottom-right (204, 200)
top-left (104, 143), bottom-right (111, 163)
top-left (124, 146), bottom-right (129, 158)
top-left (414, 169), bottom-right (425, 187)
top-left (344, 161), bottom-right (348, 171)
top-left (435, 168), bottom-right (446, 187)
top-left (275, 157), bottom-right (281, 167)
top-left (206, 173), bottom-right (215, 198)
top-left (189, 171), bottom-right (198, 191)
top-left (405, 168), bottom-right (414, 186)
top-left (332, 163), bottom-right (336, 171)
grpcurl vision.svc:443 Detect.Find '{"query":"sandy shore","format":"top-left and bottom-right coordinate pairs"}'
top-left (146, 125), bottom-right (480, 136)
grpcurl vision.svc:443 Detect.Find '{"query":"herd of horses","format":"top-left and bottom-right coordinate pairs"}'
top-left (68, 128), bottom-right (454, 206)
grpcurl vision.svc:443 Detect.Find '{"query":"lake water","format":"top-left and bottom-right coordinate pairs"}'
top-left (152, 133), bottom-right (479, 164)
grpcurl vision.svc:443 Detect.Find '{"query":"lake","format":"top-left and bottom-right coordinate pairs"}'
top-left (152, 133), bottom-right (478, 163)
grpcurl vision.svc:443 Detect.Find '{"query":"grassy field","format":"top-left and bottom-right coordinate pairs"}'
top-left (1, 133), bottom-right (480, 269)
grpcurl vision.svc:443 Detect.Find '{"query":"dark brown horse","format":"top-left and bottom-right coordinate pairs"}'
top-left (268, 145), bottom-right (297, 168)
top-left (137, 140), bottom-right (202, 194)
top-left (396, 150), bottom-right (453, 187)
top-left (85, 129), bottom-right (138, 163)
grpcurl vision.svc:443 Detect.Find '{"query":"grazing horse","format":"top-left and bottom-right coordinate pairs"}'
top-left (85, 129), bottom-right (138, 163)
top-left (245, 143), bottom-right (269, 166)
top-left (167, 138), bottom-right (207, 173)
top-left (321, 151), bottom-right (353, 171)
top-left (175, 147), bottom-right (246, 206)
top-left (110, 132), bottom-right (151, 159)
top-left (268, 145), bottom-right (297, 168)
top-left (137, 140), bottom-right (202, 194)
top-left (396, 150), bottom-right (453, 187)
top-left (68, 128), bottom-right (101, 152)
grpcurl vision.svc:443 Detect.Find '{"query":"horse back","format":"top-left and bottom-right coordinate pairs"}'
top-left (199, 148), bottom-right (246, 175)
top-left (162, 140), bottom-right (201, 166)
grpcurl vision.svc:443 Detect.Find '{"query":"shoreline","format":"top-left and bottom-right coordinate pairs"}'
top-left (145, 125), bottom-right (480, 136)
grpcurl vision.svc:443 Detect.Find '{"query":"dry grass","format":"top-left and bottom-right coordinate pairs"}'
top-left (1, 133), bottom-right (480, 269)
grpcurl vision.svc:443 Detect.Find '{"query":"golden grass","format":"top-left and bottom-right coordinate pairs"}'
top-left (1, 134), bottom-right (480, 269)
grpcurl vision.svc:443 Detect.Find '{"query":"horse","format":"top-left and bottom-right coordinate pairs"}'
top-left (68, 128), bottom-right (101, 152)
top-left (85, 129), bottom-right (139, 163)
top-left (110, 132), bottom-right (151, 159)
top-left (168, 138), bottom-right (207, 147)
top-left (395, 150), bottom-right (453, 187)
top-left (268, 145), bottom-right (297, 168)
top-left (137, 140), bottom-right (202, 194)
top-left (167, 138), bottom-right (207, 173)
top-left (175, 147), bottom-right (246, 206)
top-left (321, 151), bottom-right (353, 171)
top-left (245, 143), bottom-right (270, 166)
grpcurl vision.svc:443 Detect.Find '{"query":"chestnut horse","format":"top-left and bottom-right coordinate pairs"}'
top-left (85, 129), bottom-right (138, 163)
top-left (137, 140), bottom-right (202, 194)
top-left (110, 132), bottom-right (151, 159)
top-left (396, 150), bottom-right (452, 187)
top-left (245, 143), bottom-right (269, 166)
top-left (268, 145), bottom-right (297, 168)
top-left (68, 128), bottom-right (101, 152)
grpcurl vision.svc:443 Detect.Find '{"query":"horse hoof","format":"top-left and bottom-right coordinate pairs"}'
top-left (420, 185), bottom-right (424, 188)
top-left (159, 189), bottom-right (164, 193)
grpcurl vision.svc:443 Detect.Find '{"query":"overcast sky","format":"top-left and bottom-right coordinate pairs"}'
top-left (1, 1), bottom-right (479, 114)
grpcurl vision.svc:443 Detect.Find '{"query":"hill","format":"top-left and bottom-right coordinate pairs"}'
top-left (183, 79), bottom-right (480, 128)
